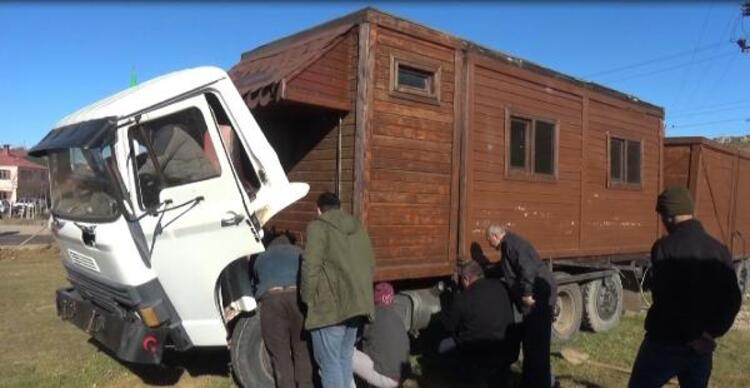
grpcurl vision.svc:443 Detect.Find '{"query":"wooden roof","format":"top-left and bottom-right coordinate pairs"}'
top-left (665, 136), bottom-right (750, 160)
top-left (229, 22), bottom-right (355, 109)
top-left (230, 7), bottom-right (664, 115)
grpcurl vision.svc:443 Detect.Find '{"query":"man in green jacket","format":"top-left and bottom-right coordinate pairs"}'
top-left (301, 192), bottom-right (375, 388)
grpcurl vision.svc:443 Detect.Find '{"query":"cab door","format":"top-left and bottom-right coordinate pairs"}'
top-left (128, 94), bottom-right (262, 346)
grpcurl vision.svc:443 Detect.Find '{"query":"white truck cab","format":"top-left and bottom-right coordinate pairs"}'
top-left (30, 67), bottom-right (307, 386)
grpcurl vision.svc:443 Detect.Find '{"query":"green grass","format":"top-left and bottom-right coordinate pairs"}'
top-left (1, 247), bottom-right (749, 387)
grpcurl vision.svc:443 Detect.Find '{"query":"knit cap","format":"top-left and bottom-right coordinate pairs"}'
top-left (656, 186), bottom-right (694, 217)
top-left (374, 282), bottom-right (395, 306)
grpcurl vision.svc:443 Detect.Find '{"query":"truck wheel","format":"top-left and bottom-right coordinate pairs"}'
top-left (230, 314), bottom-right (275, 388)
top-left (736, 260), bottom-right (750, 296)
top-left (582, 274), bottom-right (623, 333)
top-left (552, 273), bottom-right (583, 342)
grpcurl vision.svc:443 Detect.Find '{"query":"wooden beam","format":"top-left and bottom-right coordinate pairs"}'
top-left (353, 22), bottom-right (376, 222)
top-left (449, 47), bottom-right (466, 267)
top-left (579, 93), bottom-right (588, 250)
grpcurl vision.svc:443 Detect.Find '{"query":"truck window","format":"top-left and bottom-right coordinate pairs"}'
top-left (48, 146), bottom-right (120, 220)
top-left (205, 93), bottom-right (261, 197)
top-left (130, 107), bottom-right (221, 208)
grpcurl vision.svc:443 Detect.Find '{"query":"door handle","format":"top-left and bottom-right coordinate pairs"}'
top-left (221, 212), bottom-right (245, 227)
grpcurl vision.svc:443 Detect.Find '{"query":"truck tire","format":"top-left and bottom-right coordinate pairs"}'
top-left (230, 314), bottom-right (275, 388)
top-left (736, 260), bottom-right (750, 297)
top-left (582, 273), bottom-right (623, 333)
top-left (552, 273), bottom-right (583, 342)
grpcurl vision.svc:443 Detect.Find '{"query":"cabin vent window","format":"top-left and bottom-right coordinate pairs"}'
top-left (508, 116), bottom-right (557, 178)
top-left (390, 56), bottom-right (440, 103)
top-left (609, 137), bottom-right (642, 186)
top-left (0, 169), bottom-right (9, 180)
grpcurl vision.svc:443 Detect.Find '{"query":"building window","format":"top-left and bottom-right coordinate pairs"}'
top-left (609, 136), bottom-right (642, 186)
top-left (390, 55), bottom-right (440, 104)
top-left (0, 191), bottom-right (8, 200)
top-left (507, 115), bottom-right (557, 178)
top-left (0, 169), bottom-right (9, 180)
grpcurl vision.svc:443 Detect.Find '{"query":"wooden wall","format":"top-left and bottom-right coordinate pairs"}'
top-left (664, 140), bottom-right (750, 256)
top-left (464, 54), bottom-right (662, 260)
top-left (254, 30), bottom-right (358, 240)
top-left (365, 25), bottom-right (458, 280)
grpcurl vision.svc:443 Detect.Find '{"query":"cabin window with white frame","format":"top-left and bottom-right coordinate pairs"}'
top-left (129, 107), bottom-right (222, 208)
top-left (508, 116), bottom-right (557, 178)
top-left (0, 169), bottom-right (9, 180)
top-left (390, 56), bottom-right (440, 103)
top-left (609, 137), bottom-right (642, 186)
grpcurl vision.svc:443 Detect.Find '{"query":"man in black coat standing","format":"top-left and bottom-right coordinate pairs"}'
top-left (628, 186), bottom-right (742, 388)
top-left (486, 224), bottom-right (556, 388)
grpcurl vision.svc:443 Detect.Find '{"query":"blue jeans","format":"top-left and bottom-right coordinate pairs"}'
top-left (310, 319), bottom-right (360, 388)
top-left (628, 338), bottom-right (712, 388)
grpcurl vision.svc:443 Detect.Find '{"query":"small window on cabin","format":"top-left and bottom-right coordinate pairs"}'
top-left (510, 118), bottom-right (529, 170)
top-left (390, 56), bottom-right (440, 103)
top-left (507, 115), bottom-right (557, 179)
top-left (534, 121), bottom-right (555, 175)
top-left (609, 136), bottom-right (641, 187)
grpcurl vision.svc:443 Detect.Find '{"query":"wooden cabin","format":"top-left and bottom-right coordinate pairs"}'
top-left (229, 8), bottom-right (665, 281)
top-left (664, 137), bottom-right (750, 258)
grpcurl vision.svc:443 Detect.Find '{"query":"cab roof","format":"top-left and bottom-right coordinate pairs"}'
top-left (55, 66), bottom-right (227, 128)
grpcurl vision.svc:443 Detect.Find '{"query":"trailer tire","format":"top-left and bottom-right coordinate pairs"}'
top-left (230, 314), bottom-right (275, 388)
top-left (582, 274), bottom-right (623, 333)
top-left (552, 273), bottom-right (583, 342)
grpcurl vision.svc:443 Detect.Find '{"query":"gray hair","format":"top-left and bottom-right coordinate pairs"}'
top-left (460, 260), bottom-right (484, 279)
top-left (486, 224), bottom-right (507, 239)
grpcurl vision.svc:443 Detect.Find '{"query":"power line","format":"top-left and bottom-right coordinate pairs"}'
top-left (670, 117), bottom-right (749, 128)
top-left (669, 103), bottom-right (750, 118)
top-left (605, 52), bottom-right (735, 83)
top-left (583, 41), bottom-right (727, 78)
top-left (670, 98), bottom-right (750, 114)
top-left (673, 2), bottom-right (715, 111)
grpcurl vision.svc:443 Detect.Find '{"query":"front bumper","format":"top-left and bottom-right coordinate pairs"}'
top-left (56, 287), bottom-right (167, 364)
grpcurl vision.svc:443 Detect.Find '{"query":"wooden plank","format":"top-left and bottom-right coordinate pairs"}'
top-left (354, 22), bottom-right (374, 221)
top-left (579, 94), bottom-right (588, 249)
top-left (450, 47), bottom-right (465, 268)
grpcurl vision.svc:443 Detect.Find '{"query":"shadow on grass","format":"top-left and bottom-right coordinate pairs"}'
top-left (90, 340), bottom-right (229, 385)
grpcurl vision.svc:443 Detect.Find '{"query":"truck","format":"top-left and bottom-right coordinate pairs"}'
top-left (33, 7), bottom-right (749, 388)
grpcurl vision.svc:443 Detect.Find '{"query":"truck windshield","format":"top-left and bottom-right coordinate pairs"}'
top-left (48, 146), bottom-right (120, 220)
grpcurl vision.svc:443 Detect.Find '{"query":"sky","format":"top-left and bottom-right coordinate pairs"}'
top-left (1, 2), bottom-right (748, 147)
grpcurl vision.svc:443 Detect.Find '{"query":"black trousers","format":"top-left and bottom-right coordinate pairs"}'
top-left (260, 291), bottom-right (314, 388)
top-left (521, 301), bottom-right (553, 388)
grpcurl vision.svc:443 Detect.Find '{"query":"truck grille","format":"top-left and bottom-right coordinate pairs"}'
top-left (68, 249), bottom-right (101, 273)
top-left (66, 267), bottom-right (138, 314)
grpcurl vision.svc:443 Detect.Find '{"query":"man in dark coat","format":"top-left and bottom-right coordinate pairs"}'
top-left (440, 260), bottom-right (519, 388)
top-left (252, 233), bottom-right (313, 388)
top-left (486, 224), bottom-right (555, 388)
top-left (628, 186), bottom-right (742, 388)
top-left (301, 192), bottom-right (375, 388)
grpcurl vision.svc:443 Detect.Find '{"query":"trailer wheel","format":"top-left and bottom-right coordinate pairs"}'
top-left (736, 260), bottom-right (750, 296)
top-left (552, 273), bottom-right (583, 342)
top-left (582, 274), bottom-right (623, 333)
top-left (230, 314), bottom-right (275, 388)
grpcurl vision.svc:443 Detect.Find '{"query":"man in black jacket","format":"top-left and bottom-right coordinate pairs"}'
top-left (486, 224), bottom-right (555, 388)
top-left (440, 260), bottom-right (519, 388)
top-left (628, 186), bottom-right (742, 388)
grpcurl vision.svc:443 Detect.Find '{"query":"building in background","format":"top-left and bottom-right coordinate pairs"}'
top-left (0, 145), bottom-right (48, 204)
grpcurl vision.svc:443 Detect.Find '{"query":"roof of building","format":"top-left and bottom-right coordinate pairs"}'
top-left (231, 7), bottom-right (663, 115)
top-left (0, 149), bottom-right (47, 170)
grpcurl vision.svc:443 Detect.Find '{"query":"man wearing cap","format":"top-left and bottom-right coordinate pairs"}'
top-left (301, 192), bottom-right (375, 388)
top-left (351, 282), bottom-right (410, 388)
top-left (628, 186), bottom-right (742, 388)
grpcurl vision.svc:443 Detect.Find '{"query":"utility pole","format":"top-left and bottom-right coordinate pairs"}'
top-left (739, 1), bottom-right (750, 53)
